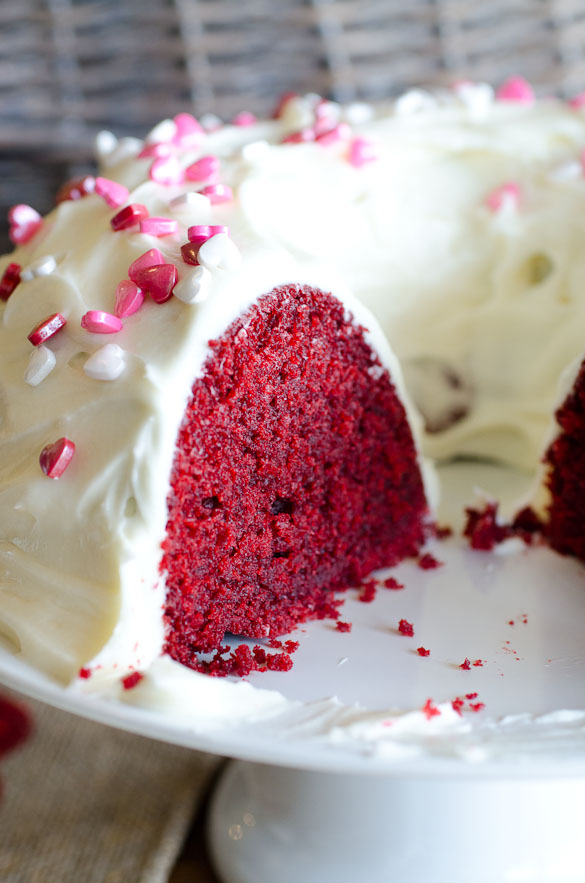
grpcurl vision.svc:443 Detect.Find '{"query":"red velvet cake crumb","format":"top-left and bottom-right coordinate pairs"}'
top-left (284, 640), bottom-right (299, 653)
top-left (161, 284), bottom-right (427, 669)
top-left (336, 621), bottom-right (352, 633)
top-left (418, 552), bottom-right (443, 570)
top-left (121, 671), bottom-right (144, 690)
top-left (463, 502), bottom-right (542, 551)
top-left (357, 579), bottom-right (377, 603)
top-left (472, 659), bottom-right (484, 667)
top-left (78, 667), bottom-right (92, 679)
top-left (465, 692), bottom-right (478, 700)
top-left (452, 697), bottom-right (465, 715)
top-left (383, 576), bottom-right (404, 590)
top-left (417, 646), bottom-right (430, 657)
top-left (398, 618), bottom-right (414, 636)
top-left (459, 658), bottom-right (471, 670)
top-left (469, 702), bottom-right (485, 713)
top-left (432, 523), bottom-right (453, 540)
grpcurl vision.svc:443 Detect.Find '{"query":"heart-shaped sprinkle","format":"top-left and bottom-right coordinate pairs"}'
top-left (134, 264), bottom-right (178, 303)
top-left (110, 203), bottom-right (149, 231)
top-left (145, 118), bottom-right (177, 145)
top-left (8, 204), bottom-right (42, 245)
top-left (20, 254), bottom-right (57, 281)
top-left (0, 263), bottom-right (22, 301)
top-left (56, 175), bottom-right (96, 204)
top-left (185, 155), bottom-right (220, 182)
top-left (173, 113), bottom-right (204, 148)
top-left (84, 344), bottom-right (125, 380)
top-left (149, 155), bottom-right (184, 186)
top-left (197, 233), bottom-right (242, 271)
top-left (348, 137), bottom-right (377, 168)
top-left (495, 77), bottom-right (534, 105)
top-left (81, 310), bottom-right (123, 333)
top-left (199, 183), bottom-right (233, 204)
top-left (128, 249), bottom-right (165, 283)
top-left (24, 345), bottom-right (57, 386)
top-left (187, 224), bottom-right (229, 244)
top-left (95, 177), bottom-right (130, 208)
top-left (39, 437), bottom-right (75, 479)
top-left (484, 182), bottom-right (521, 213)
top-left (139, 217), bottom-right (178, 237)
top-left (138, 141), bottom-right (174, 159)
top-left (180, 242), bottom-right (200, 265)
top-left (114, 280), bottom-right (145, 317)
top-left (173, 266), bottom-right (211, 304)
top-left (28, 313), bottom-right (67, 346)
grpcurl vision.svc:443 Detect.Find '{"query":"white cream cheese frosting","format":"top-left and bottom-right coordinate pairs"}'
top-left (2, 87), bottom-right (585, 688)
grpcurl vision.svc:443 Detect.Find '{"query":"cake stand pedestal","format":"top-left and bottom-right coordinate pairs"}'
top-left (208, 760), bottom-right (585, 883)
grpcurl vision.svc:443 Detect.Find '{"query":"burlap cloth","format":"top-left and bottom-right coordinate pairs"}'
top-left (0, 692), bottom-right (222, 883)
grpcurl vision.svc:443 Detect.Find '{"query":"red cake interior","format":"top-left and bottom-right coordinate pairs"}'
top-left (544, 358), bottom-right (585, 562)
top-left (161, 284), bottom-right (428, 668)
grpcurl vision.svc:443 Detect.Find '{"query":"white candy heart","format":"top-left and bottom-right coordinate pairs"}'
top-left (84, 344), bottom-right (125, 381)
top-left (173, 266), bottom-right (211, 304)
top-left (24, 345), bottom-right (56, 387)
top-left (197, 233), bottom-right (242, 272)
top-left (145, 118), bottom-right (177, 144)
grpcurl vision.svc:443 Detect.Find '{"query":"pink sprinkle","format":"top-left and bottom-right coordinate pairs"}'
top-left (348, 136), bottom-right (377, 168)
top-left (81, 310), bottom-right (123, 334)
top-left (281, 128), bottom-right (315, 144)
top-left (417, 647), bottom-right (430, 657)
top-left (485, 181), bottom-right (521, 213)
top-left (187, 223), bottom-right (229, 244)
top-left (149, 155), bottom-right (184, 187)
top-left (495, 77), bottom-right (534, 105)
top-left (0, 262), bottom-right (21, 301)
top-left (422, 699), bottom-right (441, 720)
top-left (173, 113), bottom-right (204, 147)
top-left (133, 264), bottom-right (178, 304)
top-left (8, 204), bottom-right (43, 245)
top-left (139, 217), bottom-right (178, 236)
top-left (56, 175), bottom-right (95, 204)
top-left (39, 437), bottom-right (75, 479)
top-left (121, 671), bottom-right (144, 691)
top-left (128, 249), bottom-right (165, 283)
top-left (272, 91), bottom-right (299, 118)
top-left (180, 242), bottom-right (200, 266)
top-left (28, 313), bottom-right (67, 346)
top-left (138, 142), bottom-right (175, 159)
top-left (115, 280), bottom-right (144, 318)
top-left (460, 658), bottom-right (471, 671)
top-left (315, 123), bottom-right (351, 146)
top-left (232, 111), bottom-right (257, 126)
top-left (569, 92), bottom-right (585, 110)
top-left (199, 183), bottom-right (233, 204)
top-left (110, 203), bottom-right (149, 232)
top-left (185, 155), bottom-right (220, 182)
top-left (95, 177), bottom-right (130, 208)
top-left (398, 619), bottom-right (414, 637)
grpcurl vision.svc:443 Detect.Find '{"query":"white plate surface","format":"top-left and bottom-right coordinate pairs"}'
top-left (2, 462), bottom-right (585, 777)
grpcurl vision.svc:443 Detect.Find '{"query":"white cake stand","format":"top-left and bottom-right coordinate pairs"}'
top-left (2, 463), bottom-right (585, 883)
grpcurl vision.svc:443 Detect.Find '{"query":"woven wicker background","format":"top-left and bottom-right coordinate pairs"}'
top-left (2, 0), bottom-right (585, 249)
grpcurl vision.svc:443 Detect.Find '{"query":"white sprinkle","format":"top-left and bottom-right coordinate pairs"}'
top-left (95, 130), bottom-right (118, 158)
top-left (100, 137), bottom-right (142, 168)
top-left (549, 160), bottom-right (582, 182)
top-left (25, 345), bottom-right (56, 386)
top-left (394, 89), bottom-right (437, 116)
top-left (83, 344), bottom-right (125, 381)
top-left (344, 102), bottom-right (374, 125)
top-left (20, 255), bottom-right (57, 281)
top-left (145, 118), bottom-right (177, 144)
top-left (240, 140), bottom-right (270, 161)
top-left (454, 82), bottom-right (494, 118)
top-left (173, 266), bottom-right (211, 304)
top-left (199, 112), bottom-right (222, 132)
top-left (168, 191), bottom-right (212, 212)
top-left (198, 233), bottom-right (242, 272)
